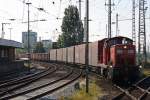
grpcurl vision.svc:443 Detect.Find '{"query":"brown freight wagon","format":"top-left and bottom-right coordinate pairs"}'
top-left (89, 39), bottom-right (106, 67)
top-left (50, 49), bottom-right (57, 61)
top-left (78, 44), bottom-right (85, 64)
top-left (41, 53), bottom-right (49, 61)
top-left (57, 49), bottom-right (63, 62)
top-left (75, 45), bottom-right (80, 64)
top-left (67, 46), bottom-right (75, 64)
top-left (89, 42), bottom-right (99, 67)
top-left (62, 48), bottom-right (67, 62)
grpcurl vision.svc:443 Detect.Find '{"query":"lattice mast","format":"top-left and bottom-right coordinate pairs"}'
top-left (132, 0), bottom-right (136, 45)
top-left (138, 0), bottom-right (147, 63)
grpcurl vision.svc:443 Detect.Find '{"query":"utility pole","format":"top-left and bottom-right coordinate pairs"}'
top-left (1, 23), bottom-right (10, 39)
top-left (26, 2), bottom-right (32, 69)
top-left (85, 0), bottom-right (89, 93)
top-left (108, 0), bottom-right (111, 38)
top-left (8, 27), bottom-right (12, 40)
top-left (79, 0), bottom-right (82, 19)
top-left (84, 17), bottom-right (86, 42)
top-left (132, 0), bottom-right (136, 45)
top-left (116, 13), bottom-right (119, 36)
top-left (138, 0), bottom-right (147, 64)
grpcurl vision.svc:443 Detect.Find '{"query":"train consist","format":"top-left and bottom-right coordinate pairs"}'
top-left (19, 36), bottom-right (141, 83)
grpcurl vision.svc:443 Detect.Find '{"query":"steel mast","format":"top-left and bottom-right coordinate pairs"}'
top-left (138, 0), bottom-right (147, 64)
top-left (132, 0), bottom-right (136, 45)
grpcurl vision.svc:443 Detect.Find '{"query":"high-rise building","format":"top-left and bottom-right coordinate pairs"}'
top-left (22, 31), bottom-right (37, 52)
top-left (42, 39), bottom-right (52, 52)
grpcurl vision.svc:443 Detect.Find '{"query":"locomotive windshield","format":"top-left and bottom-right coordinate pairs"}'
top-left (105, 37), bottom-right (133, 47)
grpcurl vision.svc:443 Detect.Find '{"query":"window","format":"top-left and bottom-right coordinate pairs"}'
top-left (1, 49), bottom-right (5, 57)
top-left (128, 50), bottom-right (134, 54)
top-left (117, 49), bottom-right (123, 54)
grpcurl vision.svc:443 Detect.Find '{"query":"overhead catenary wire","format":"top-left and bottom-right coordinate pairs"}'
top-left (16, 0), bottom-right (58, 18)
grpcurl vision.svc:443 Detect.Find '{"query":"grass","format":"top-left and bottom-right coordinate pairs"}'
top-left (143, 68), bottom-right (150, 76)
top-left (60, 80), bottom-right (101, 100)
top-left (142, 59), bottom-right (150, 76)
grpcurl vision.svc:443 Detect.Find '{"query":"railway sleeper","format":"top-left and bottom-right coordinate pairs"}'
top-left (128, 86), bottom-right (145, 99)
top-left (139, 92), bottom-right (150, 100)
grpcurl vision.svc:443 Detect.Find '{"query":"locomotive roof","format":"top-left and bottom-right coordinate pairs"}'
top-left (105, 36), bottom-right (133, 42)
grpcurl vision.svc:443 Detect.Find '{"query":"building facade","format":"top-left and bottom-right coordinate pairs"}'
top-left (42, 39), bottom-right (52, 52)
top-left (22, 31), bottom-right (37, 52)
top-left (0, 39), bottom-right (25, 77)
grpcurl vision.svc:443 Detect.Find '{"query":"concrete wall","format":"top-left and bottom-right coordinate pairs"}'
top-left (0, 47), bottom-right (15, 61)
top-left (0, 60), bottom-right (25, 77)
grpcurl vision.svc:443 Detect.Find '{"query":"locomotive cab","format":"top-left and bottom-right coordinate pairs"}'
top-left (110, 40), bottom-right (136, 67)
top-left (103, 36), bottom-right (139, 83)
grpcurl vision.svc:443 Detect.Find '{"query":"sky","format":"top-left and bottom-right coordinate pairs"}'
top-left (0, 0), bottom-right (150, 45)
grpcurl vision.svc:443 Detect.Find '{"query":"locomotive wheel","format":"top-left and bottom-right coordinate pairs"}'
top-left (107, 70), bottom-right (112, 80)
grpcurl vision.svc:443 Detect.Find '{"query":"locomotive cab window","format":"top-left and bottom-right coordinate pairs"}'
top-left (128, 50), bottom-right (134, 54)
top-left (117, 49), bottom-right (123, 54)
top-left (107, 37), bottom-right (133, 47)
top-left (122, 38), bottom-right (133, 44)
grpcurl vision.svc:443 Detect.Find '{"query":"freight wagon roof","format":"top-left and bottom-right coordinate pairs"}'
top-left (0, 39), bottom-right (22, 48)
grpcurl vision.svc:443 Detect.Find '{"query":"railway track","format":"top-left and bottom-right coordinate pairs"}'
top-left (0, 68), bottom-right (43, 85)
top-left (0, 62), bottom-right (58, 97)
top-left (113, 76), bottom-right (150, 100)
top-left (0, 63), bottom-right (81, 100)
top-left (89, 69), bottom-right (150, 100)
top-left (0, 63), bottom-right (49, 85)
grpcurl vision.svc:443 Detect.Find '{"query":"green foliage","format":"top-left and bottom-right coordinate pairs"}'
top-left (143, 68), bottom-right (150, 76)
top-left (33, 42), bottom-right (45, 53)
top-left (57, 5), bottom-right (84, 48)
top-left (15, 48), bottom-right (26, 54)
top-left (61, 81), bottom-right (100, 100)
top-left (57, 35), bottom-right (64, 48)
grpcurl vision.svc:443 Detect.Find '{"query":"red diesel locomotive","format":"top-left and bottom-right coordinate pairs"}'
top-left (99, 37), bottom-right (139, 82)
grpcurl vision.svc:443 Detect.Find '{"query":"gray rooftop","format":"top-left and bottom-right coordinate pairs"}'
top-left (0, 39), bottom-right (22, 48)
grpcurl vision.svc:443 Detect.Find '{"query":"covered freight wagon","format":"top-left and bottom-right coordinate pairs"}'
top-left (57, 49), bottom-right (63, 62)
top-left (67, 46), bottom-right (75, 64)
top-left (62, 48), bottom-right (67, 62)
top-left (50, 49), bottom-right (57, 61)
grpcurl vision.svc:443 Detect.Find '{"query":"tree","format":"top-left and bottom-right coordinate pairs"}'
top-left (57, 35), bottom-right (64, 48)
top-left (33, 42), bottom-right (45, 53)
top-left (57, 5), bottom-right (84, 48)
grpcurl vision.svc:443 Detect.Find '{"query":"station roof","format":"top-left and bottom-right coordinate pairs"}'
top-left (0, 39), bottom-right (22, 48)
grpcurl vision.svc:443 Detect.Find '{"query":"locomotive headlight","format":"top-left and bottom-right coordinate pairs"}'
top-left (110, 65), bottom-right (113, 68)
top-left (124, 46), bottom-right (127, 49)
top-left (139, 65), bottom-right (142, 69)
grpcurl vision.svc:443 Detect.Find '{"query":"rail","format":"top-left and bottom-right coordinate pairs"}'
top-left (0, 63), bottom-right (80, 99)
top-left (113, 76), bottom-right (150, 100)
top-left (0, 63), bottom-right (58, 97)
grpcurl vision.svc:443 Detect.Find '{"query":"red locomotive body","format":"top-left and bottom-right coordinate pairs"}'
top-left (111, 44), bottom-right (136, 67)
top-left (97, 36), bottom-right (139, 82)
